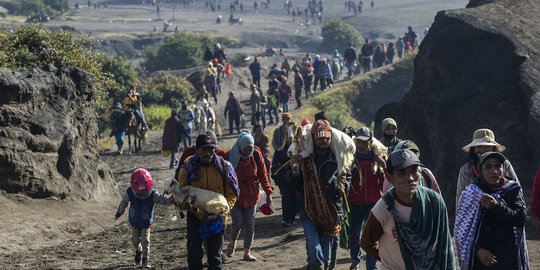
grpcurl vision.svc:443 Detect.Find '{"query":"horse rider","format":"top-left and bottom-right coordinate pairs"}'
top-left (123, 87), bottom-right (149, 130)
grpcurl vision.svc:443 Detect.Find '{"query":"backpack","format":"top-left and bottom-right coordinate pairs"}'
top-left (267, 94), bottom-right (277, 109)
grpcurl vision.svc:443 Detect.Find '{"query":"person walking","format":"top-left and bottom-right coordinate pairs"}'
top-left (224, 91), bottom-right (244, 134)
top-left (249, 57), bottom-right (261, 88)
top-left (115, 168), bottom-right (173, 268)
top-left (162, 109), bottom-right (182, 169)
top-left (271, 113), bottom-right (298, 227)
top-left (293, 67), bottom-right (304, 109)
top-left (290, 119), bottom-right (354, 270)
top-left (348, 127), bottom-right (383, 270)
top-left (343, 43), bottom-right (357, 78)
top-left (178, 100), bottom-right (195, 149)
top-left (225, 133), bottom-right (273, 262)
top-left (360, 149), bottom-right (455, 270)
top-left (176, 134), bottom-right (240, 270)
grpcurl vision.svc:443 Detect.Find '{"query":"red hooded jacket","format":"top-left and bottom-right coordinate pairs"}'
top-left (347, 154), bottom-right (385, 206)
top-left (225, 147), bottom-right (272, 208)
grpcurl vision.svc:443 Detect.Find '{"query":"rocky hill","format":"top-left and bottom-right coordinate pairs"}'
top-left (0, 65), bottom-right (118, 201)
top-left (376, 0), bottom-right (540, 211)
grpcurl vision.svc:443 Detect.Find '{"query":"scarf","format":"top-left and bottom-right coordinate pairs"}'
top-left (383, 187), bottom-right (455, 270)
top-left (182, 154), bottom-right (240, 197)
top-left (454, 181), bottom-right (529, 270)
top-left (229, 132), bottom-right (255, 168)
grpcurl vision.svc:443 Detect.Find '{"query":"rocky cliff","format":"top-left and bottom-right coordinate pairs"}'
top-left (0, 65), bottom-right (118, 201)
top-left (375, 0), bottom-right (540, 211)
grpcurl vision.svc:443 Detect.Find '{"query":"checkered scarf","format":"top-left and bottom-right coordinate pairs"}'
top-left (454, 182), bottom-right (529, 270)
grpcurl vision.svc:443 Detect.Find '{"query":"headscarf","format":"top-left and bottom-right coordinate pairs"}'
top-left (229, 132), bottom-right (255, 168)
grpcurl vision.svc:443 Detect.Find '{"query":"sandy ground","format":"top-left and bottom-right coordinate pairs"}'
top-left (3, 0), bottom-right (540, 269)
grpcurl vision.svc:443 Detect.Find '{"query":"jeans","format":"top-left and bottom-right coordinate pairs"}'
top-left (229, 205), bottom-right (257, 250)
top-left (282, 101), bottom-right (289, 113)
top-left (186, 213), bottom-right (223, 270)
top-left (345, 61), bottom-right (355, 77)
top-left (303, 219), bottom-right (338, 269)
top-left (260, 109), bottom-right (267, 129)
top-left (182, 128), bottom-right (193, 149)
top-left (252, 76), bottom-right (260, 88)
top-left (267, 108), bottom-right (279, 124)
top-left (349, 204), bottom-right (377, 270)
top-left (170, 143), bottom-right (180, 168)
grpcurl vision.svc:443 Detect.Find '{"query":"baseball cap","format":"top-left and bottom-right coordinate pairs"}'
top-left (478, 151), bottom-right (506, 166)
top-left (311, 120), bottom-right (332, 139)
top-left (354, 127), bottom-right (372, 141)
top-left (388, 149), bottom-right (424, 171)
top-left (196, 133), bottom-right (218, 148)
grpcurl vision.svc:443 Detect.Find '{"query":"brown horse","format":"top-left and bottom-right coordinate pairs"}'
top-left (126, 111), bottom-right (146, 153)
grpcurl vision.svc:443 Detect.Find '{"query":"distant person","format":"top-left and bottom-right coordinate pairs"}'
top-left (360, 150), bottom-right (455, 270)
top-left (249, 57), bottom-right (262, 88)
top-left (115, 168), bottom-right (173, 268)
top-left (177, 100), bottom-right (195, 149)
top-left (278, 76), bottom-right (292, 112)
top-left (360, 39), bottom-right (374, 73)
top-left (396, 37), bottom-right (404, 58)
top-left (253, 124), bottom-right (271, 170)
top-left (249, 84), bottom-right (262, 127)
top-left (123, 87), bottom-right (149, 130)
top-left (312, 55), bottom-right (322, 92)
top-left (302, 61), bottom-right (314, 99)
top-left (213, 43), bottom-right (227, 65)
top-left (110, 102), bottom-right (128, 154)
top-left (203, 46), bottom-right (214, 62)
top-left (293, 67), bottom-right (304, 109)
top-left (224, 91), bottom-right (244, 134)
top-left (386, 42), bottom-right (395, 64)
top-left (406, 26), bottom-right (418, 50)
top-left (162, 109), bottom-right (182, 169)
top-left (379, 117), bottom-right (402, 152)
top-left (281, 58), bottom-right (291, 77)
top-left (373, 44), bottom-right (385, 68)
top-left (343, 42), bottom-right (357, 78)
top-left (318, 58), bottom-right (333, 90)
top-left (454, 152), bottom-right (528, 270)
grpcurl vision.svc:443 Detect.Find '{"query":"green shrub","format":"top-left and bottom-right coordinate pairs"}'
top-left (142, 32), bottom-right (214, 73)
top-left (140, 71), bottom-right (195, 108)
top-left (0, 24), bottom-right (114, 110)
top-left (321, 19), bottom-right (363, 52)
top-left (97, 54), bottom-right (141, 103)
top-left (144, 104), bottom-right (174, 130)
top-left (2, 0), bottom-right (69, 17)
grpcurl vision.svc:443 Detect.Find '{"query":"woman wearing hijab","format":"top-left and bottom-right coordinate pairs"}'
top-left (455, 152), bottom-right (528, 270)
top-left (225, 132), bottom-right (273, 261)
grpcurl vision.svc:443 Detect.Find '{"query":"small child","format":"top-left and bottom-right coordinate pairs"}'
top-left (115, 168), bottom-right (173, 268)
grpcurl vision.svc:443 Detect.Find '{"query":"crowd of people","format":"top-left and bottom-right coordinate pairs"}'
top-left (111, 39), bottom-right (534, 270)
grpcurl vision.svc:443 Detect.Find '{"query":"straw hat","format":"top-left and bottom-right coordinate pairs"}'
top-left (462, 128), bottom-right (505, 153)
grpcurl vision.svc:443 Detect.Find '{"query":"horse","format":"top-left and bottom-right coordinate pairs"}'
top-left (126, 110), bottom-right (146, 153)
top-left (193, 105), bottom-right (208, 136)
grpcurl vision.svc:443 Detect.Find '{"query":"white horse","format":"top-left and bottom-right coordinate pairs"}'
top-left (193, 105), bottom-right (208, 135)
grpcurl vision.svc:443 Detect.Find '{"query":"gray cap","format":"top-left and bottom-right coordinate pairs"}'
top-left (388, 149), bottom-right (424, 170)
top-left (354, 127), bottom-right (372, 141)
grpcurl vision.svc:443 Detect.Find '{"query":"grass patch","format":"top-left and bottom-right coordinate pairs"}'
top-left (144, 104), bottom-right (173, 130)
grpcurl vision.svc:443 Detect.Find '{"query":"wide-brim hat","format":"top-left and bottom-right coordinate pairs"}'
top-left (462, 128), bottom-right (505, 153)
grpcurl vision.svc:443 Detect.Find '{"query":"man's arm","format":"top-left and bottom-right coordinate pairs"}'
top-left (360, 212), bottom-right (383, 260)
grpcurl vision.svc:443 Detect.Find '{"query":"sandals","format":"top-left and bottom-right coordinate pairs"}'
top-left (243, 253), bottom-right (257, 261)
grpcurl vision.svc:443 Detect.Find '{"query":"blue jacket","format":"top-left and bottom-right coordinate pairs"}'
top-left (116, 187), bottom-right (172, 229)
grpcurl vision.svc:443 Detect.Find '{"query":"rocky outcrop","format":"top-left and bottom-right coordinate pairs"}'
top-left (375, 0), bottom-right (540, 211)
top-left (0, 65), bottom-right (118, 201)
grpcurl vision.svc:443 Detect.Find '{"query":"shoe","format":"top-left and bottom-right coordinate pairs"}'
top-left (134, 250), bottom-right (142, 265)
top-left (349, 261), bottom-right (359, 270)
top-left (142, 125), bottom-right (149, 131)
top-left (243, 253), bottom-right (257, 261)
top-left (142, 257), bottom-right (151, 268)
